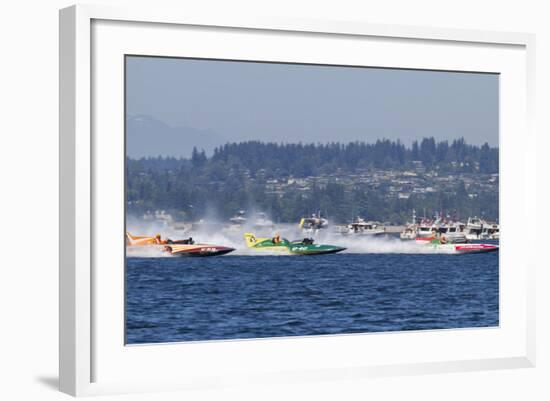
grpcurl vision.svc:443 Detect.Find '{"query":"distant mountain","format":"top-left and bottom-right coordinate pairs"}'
top-left (126, 115), bottom-right (227, 158)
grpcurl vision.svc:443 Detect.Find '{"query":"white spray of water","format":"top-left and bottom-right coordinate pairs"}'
top-left (126, 246), bottom-right (172, 258)
top-left (324, 234), bottom-right (456, 254)
top-left (126, 217), bottom-right (455, 256)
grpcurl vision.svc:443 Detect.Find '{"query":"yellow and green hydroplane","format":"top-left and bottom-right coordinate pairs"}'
top-left (244, 233), bottom-right (345, 255)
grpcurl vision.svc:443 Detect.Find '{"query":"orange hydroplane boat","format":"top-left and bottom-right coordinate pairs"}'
top-left (126, 232), bottom-right (235, 257)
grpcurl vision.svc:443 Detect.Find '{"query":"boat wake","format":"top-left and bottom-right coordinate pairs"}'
top-left (323, 235), bottom-right (457, 254)
top-left (126, 246), bottom-right (173, 258)
top-left (125, 220), bottom-right (466, 256)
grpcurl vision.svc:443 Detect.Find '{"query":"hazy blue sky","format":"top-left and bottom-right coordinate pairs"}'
top-left (126, 56), bottom-right (498, 158)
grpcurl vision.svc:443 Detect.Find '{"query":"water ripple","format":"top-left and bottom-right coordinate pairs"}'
top-left (126, 253), bottom-right (499, 344)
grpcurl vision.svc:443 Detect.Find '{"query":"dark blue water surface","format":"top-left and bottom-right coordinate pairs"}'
top-left (126, 253), bottom-right (499, 344)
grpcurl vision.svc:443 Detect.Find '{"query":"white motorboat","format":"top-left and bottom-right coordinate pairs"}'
top-left (339, 217), bottom-right (386, 236)
top-left (465, 217), bottom-right (499, 240)
top-left (437, 221), bottom-right (468, 243)
top-left (400, 210), bottom-right (435, 240)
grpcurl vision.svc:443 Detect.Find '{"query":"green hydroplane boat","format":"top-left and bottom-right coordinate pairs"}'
top-left (244, 233), bottom-right (346, 255)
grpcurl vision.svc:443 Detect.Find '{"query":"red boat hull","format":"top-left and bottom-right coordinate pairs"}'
top-left (164, 244), bottom-right (235, 257)
top-left (453, 243), bottom-right (499, 254)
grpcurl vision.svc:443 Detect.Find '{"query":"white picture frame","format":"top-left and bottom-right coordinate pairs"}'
top-left (59, 4), bottom-right (536, 397)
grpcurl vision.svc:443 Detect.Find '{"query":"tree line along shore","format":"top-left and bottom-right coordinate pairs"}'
top-left (126, 138), bottom-right (499, 225)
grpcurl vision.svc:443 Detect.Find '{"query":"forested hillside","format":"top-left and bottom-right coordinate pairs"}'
top-left (126, 138), bottom-right (499, 224)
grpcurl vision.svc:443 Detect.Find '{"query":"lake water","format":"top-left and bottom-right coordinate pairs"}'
top-left (125, 252), bottom-right (499, 344)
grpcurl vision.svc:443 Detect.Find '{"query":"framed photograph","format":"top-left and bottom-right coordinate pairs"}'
top-left (59, 4), bottom-right (536, 396)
